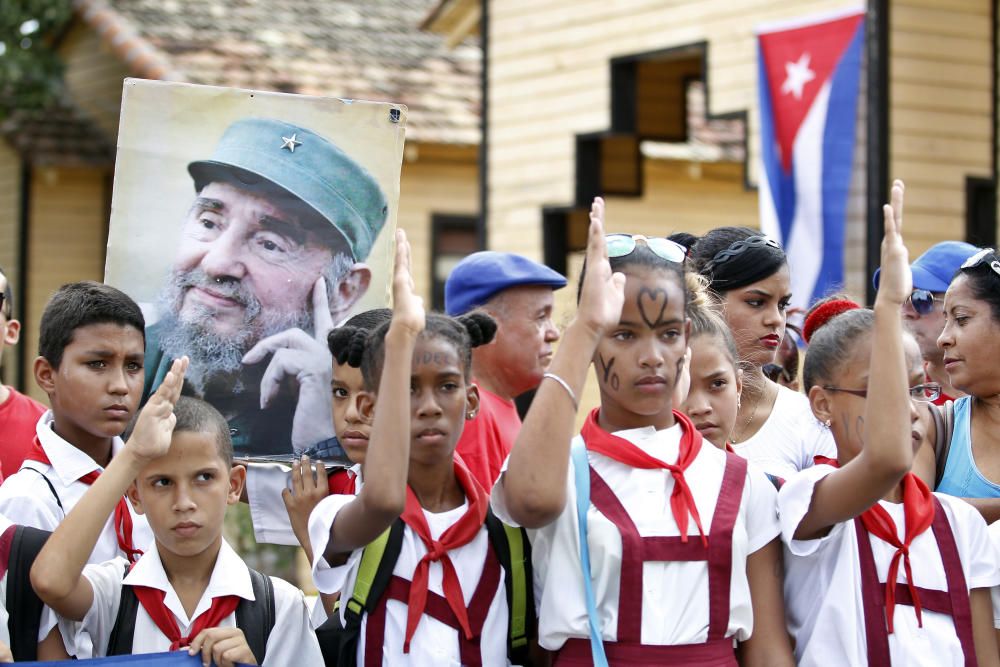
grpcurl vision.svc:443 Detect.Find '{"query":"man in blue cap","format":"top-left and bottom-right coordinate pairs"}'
top-left (143, 117), bottom-right (388, 457)
top-left (875, 240), bottom-right (978, 404)
top-left (444, 251), bottom-right (566, 488)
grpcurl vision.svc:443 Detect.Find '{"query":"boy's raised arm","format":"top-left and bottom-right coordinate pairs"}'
top-left (30, 357), bottom-right (189, 621)
top-left (322, 230), bottom-right (424, 558)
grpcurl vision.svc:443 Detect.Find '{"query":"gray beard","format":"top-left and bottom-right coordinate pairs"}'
top-left (156, 269), bottom-right (312, 395)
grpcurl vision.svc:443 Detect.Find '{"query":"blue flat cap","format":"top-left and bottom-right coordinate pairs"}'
top-left (873, 240), bottom-right (978, 292)
top-left (445, 252), bottom-right (567, 316)
top-left (188, 117), bottom-right (388, 261)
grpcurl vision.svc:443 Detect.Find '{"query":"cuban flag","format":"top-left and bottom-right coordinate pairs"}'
top-left (757, 9), bottom-right (865, 313)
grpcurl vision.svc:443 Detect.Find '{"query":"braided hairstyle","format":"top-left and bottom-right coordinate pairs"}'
top-left (360, 312), bottom-right (497, 391)
top-left (688, 227), bottom-right (787, 295)
top-left (327, 308), bottom-right (393, 368)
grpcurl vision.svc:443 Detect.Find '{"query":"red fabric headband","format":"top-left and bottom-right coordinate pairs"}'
top-left (802, 299), bottom-right (861, 343)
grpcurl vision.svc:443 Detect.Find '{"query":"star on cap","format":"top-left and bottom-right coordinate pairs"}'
top-left (280, 133), bottom-right (302, 152)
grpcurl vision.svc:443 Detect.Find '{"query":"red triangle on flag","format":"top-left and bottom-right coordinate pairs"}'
top-left (759, 13), bottom-right (863, 173)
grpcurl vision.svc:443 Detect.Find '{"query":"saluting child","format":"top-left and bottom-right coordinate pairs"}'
top-left (493, 198), bottom-right (793, 666)
top-left (307, 231), bottom-right (534, 665)
top-left (31, 360), bottom-right (322, 667)
top-left (244, 308), bottom-right (393, 552)
top-left (779, 181), bottom-right (1000, 666)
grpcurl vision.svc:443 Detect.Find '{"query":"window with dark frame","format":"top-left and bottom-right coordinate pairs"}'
top-left (431, 214), bottom-right (480, 311)
top-left (965, 176), bottom-right (997, 249)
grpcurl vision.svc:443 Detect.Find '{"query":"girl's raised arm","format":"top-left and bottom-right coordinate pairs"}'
top-left (796, 180), bottom-right (914, 539)
top-left (323, 230), bottom-right (424, 556)
top-left (500, 197), bottom-right (626, 528)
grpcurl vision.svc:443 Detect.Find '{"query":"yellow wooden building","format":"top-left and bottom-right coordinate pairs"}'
top-left (0, 0), bottom-right (481, 398)
top-left (424, 0), bottom-right (996, 415)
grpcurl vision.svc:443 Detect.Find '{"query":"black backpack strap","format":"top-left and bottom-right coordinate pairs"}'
top-left (106, 563), bottom-right (139, 656)
top-left (484, 508), bottom-right (536, 666)
top-left (236, 568), bottom-right (275, 665)
top-left (6, 525), bottom-right (51, 662)
top-left (20, 466), bottom-right (64, 514)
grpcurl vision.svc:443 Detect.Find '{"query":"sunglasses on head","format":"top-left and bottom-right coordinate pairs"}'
top-left (906, 288), bottom-right (943, 316)
top-left (961, 248), bottom-right (1000, 277)
top-left (606, 234), bottom-right (688, 264)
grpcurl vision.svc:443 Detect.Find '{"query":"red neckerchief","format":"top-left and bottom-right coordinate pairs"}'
top-left (131, 582), bottom-right (240, 650)
top-left (399, 457), bottom-right (488, 653)
top-left (814, 456), bottom-right (935, 632)
top-left (581, 407), bottom-right (707, 546)
top-left (24, 437), bottom-right (142, 563)
top-left (327, 468), bottom-right (357, 495)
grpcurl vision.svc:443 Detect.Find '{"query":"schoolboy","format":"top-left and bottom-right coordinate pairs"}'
top-left (32, 361), bottom-right (322, 666)
top-left (0, 281), bottom-right (154, 562)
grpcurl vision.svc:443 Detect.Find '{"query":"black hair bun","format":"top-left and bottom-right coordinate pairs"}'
top-left (667, 231), bottom-right (699, 251)
top-left (458, 311), bottom-right (497, 348)
top-left (327, 326), bottom-right (368, 368)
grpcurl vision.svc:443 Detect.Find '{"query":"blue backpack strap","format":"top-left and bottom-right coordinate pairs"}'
top-left (570, 440), bottom-right (608, 667)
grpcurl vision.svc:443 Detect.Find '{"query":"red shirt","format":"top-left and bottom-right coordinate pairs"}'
top-left (455, 383), bottom-right (522, 491)
top-left (0, 387), bottom-right (46, 479)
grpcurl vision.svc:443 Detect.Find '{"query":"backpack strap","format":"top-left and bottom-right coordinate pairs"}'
top-left (106, 563), bottom-right (139, 656)
top-left (236, 568), bottom-right (275, 665)
top-left (933, 400), bottom-right (955, 488)
top-left (319, 519), bottom-right (404, 667)
top-left (483, 508), bottom-right (535, 665)
top-left (570, 440), bottom-right (609, 667)
top-left (6, 525), bottom-right (51, 662)
top-left (19, 466), bottom-right (64, 514)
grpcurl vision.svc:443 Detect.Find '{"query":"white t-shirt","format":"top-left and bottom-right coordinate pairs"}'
top-left (986, 519), bottom-right (1000, 628)
top-left (730, 385), bottom-right (835, 479)
top-left (0, 514), bottom-right (11, 647)
top-left (247, 462), bottom-right (361, 545)
top-left (780, 464), bottom-right (999, 666)
top-left (58, 539), bottom-right (321, 666)
top-left (308, 494), bottom-right (511, 666)
top-left (491, 423), bottom-right (780, 651)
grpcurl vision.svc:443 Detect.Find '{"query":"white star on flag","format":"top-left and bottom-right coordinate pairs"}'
top-left (781, 53), bottom-right (816, 100)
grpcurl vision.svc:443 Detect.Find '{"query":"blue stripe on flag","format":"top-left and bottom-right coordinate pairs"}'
top-left (813, 20), bottom-right (865, 304)
top-left (757, 44), bottom-right (797, 244)
top-left (18, 650), bottom-right (252, 666)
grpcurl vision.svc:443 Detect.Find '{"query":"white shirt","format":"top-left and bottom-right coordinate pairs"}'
top-left (0, 513), bottom-right (11, 647)
top-left (731, 385), bottom-right (835, 479)
top-left (247, 462), bottom-right (361, 546)
top-left (0, 411), bottom-right (153, 563)
top-left (59, 539), bottom-right (322, 666)
top-left (308, 494), bottom-right (511, 666)
top-left (491, 423), bottom-right (780, 651)
top-left (780, 464), bottom-right (999, 666)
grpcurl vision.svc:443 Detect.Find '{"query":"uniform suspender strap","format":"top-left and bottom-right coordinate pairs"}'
top-left (5, 525), bottom-right (51, 662)
top-left (930, 497), bottom-right (977, 667)
top-left (107, 563), bottom-right (140, 656)
top-left (235, 568), bottom-right (275, 665)
top-left (570, 440), bottom-right (610, 667)
top-left (707, 453), bottom-right (746, 639)
top-left (856, 498), bottom-right (977, 667)
top-left (483, 509), bottom-right (534, 662)
top-left (363, 537), bottom-right (502, 667)
top-left (585, 452), bottom-right (746, 644)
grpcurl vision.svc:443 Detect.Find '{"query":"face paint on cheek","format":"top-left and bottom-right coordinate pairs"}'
top-left (597, 353), bottom-right (620, 391)
top-left (637, 287), bottom-right (669, 329)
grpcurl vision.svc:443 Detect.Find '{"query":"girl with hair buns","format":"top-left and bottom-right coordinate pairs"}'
top-left (780, 182), bottom-right (1000, 666)
top-left (307, 231), bottom-right (535, 666)
top-left (688, 226), bottom-right (835, 478)
top-left (495, 198), bottom-right (793, 666)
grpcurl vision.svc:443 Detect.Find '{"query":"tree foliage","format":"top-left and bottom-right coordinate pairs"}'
top-left (0, 0), bottom-right (74, 118)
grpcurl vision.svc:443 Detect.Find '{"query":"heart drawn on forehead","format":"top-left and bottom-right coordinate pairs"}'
top-left (637, 286), bottom-right (669, 329)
